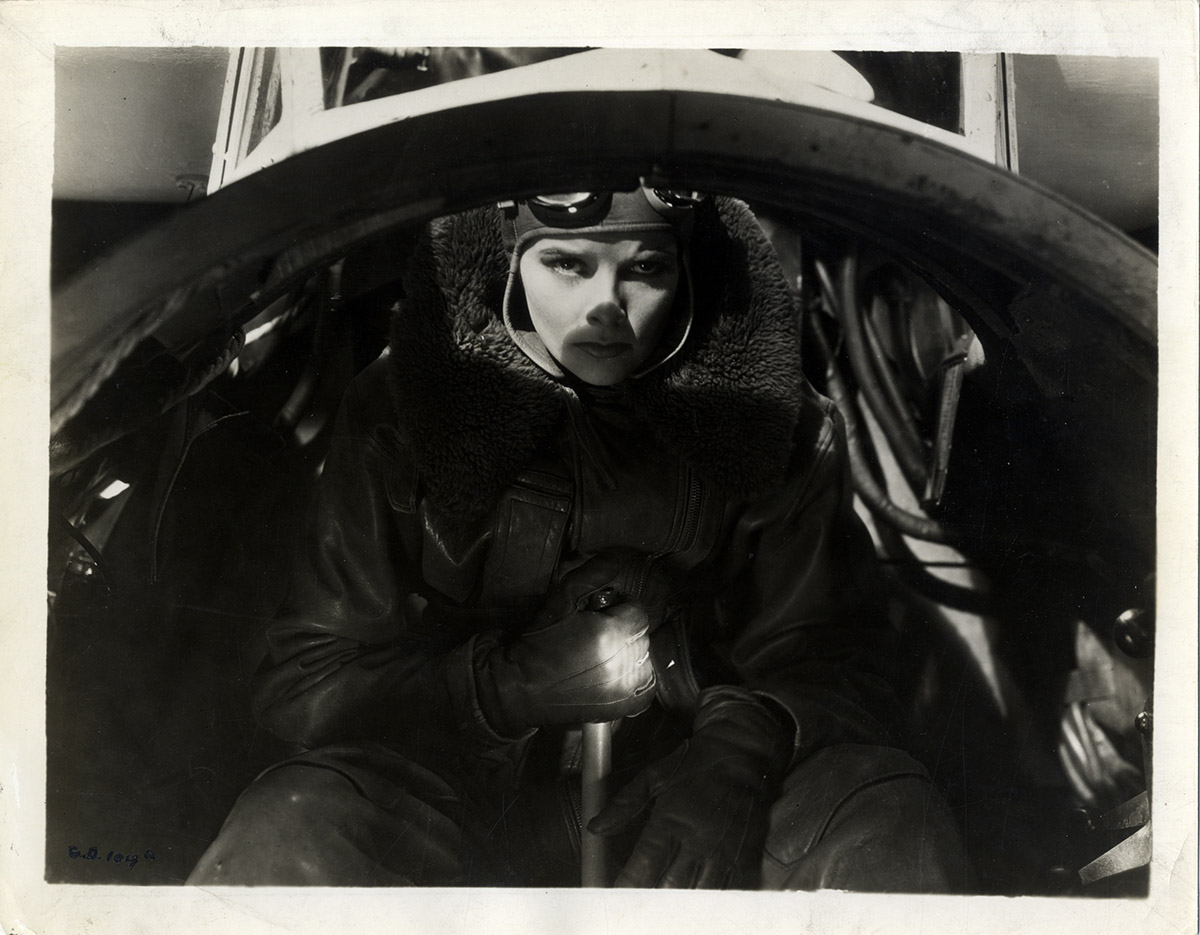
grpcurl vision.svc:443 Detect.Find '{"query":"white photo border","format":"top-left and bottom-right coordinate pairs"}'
top-left (2, 3), bottom-right (1195, 933)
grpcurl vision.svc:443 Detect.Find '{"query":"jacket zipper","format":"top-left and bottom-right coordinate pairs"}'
top-left (632, 466), bottom-right (703, 599)
top-left (677, 466), bottom-right (703, 556)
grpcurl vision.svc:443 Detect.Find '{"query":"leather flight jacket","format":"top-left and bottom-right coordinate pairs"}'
top-left (252, 357), bottom-right (901, 791)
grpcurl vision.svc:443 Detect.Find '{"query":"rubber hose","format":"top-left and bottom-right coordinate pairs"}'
top-left (874, 521), bottom-right (993, 616)
top-left (835, 253), bottom-right (929, 494)
top-left (806, 314), bottom-right (956, 545)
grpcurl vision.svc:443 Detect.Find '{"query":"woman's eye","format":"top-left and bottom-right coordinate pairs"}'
top-left (543, 256), bottom-right (583, 275)
top-left (632, 258), bottom-right (674, 276)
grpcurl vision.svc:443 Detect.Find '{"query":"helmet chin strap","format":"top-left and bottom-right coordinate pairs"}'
top-left (631, 252), bottom-right (694, 378)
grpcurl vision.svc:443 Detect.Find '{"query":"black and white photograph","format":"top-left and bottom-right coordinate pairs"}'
top-left (2, 3), bottom-right (1196, 934)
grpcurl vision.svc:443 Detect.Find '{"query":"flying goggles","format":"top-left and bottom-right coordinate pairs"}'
top-left (509, 187), bottom-right (703, 225)
top-left (499, 184), bottom-right (705, 247)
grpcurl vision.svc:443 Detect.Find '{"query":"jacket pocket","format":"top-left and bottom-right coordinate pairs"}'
top-left (479, 469), bottom-right (573, 608)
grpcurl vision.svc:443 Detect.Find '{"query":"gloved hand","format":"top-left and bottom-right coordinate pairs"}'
top-left (475, 554), bottom-right (658, 736)
top-left (588, 686), bottom-right (794, 888)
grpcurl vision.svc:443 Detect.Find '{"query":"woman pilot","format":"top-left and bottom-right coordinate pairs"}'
top-left (189, 187), bottom-right (968, 890)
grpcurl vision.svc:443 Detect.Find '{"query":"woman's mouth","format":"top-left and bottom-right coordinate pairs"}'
top-left (574, 341), bottom-right (632, 359)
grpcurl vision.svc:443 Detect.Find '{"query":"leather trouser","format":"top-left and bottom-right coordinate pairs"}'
top-left (187, 740), bottom-right (972, 891)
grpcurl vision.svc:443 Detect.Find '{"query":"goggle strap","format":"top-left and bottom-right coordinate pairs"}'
top-left (510, 220), bottom-right (684, 257)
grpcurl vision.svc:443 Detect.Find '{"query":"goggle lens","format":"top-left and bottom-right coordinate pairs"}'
top-left (647, 188), bottom-right (704, 208)
top-left (527, 192), bottom-right (606, 213)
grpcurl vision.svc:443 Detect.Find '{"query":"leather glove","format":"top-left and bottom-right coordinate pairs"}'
top-left (588, 685), bottom-right (794, 888)
top-left (475, 553), bottom-right (658, 736)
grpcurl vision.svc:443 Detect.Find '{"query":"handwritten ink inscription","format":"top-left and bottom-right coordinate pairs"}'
top-left (68, 845), bottom-right (156, 870)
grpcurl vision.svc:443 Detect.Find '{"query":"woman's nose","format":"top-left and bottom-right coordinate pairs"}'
top-left (584, 272), bottom-right (626, 327)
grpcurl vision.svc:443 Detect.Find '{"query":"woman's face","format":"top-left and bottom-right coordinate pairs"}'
top-left (518, 230), bottom-right (680, 386)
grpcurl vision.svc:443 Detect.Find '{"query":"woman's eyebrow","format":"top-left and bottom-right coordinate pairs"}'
top-left (630, 249), bottom-right (678, 262)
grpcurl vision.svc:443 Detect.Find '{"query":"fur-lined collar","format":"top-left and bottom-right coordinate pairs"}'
top-left (388, 197), bottom-right (806, 514)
